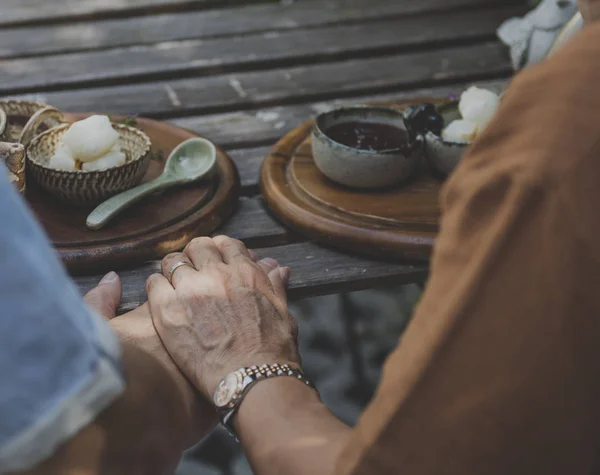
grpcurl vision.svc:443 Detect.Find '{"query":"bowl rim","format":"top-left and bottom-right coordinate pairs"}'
top-left (313, 105), bottom-right (420, 155)
top-left (27, 121), bottom-right (152, 174)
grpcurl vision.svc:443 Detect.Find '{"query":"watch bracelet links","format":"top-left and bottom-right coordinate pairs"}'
top-left (221, 363), bottom-right (317, 440)
top-left (242, 363), bottom-right (315, 388)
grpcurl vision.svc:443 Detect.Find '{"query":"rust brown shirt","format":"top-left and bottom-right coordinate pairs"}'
top-left (338, 22), bottom-right (600, 475)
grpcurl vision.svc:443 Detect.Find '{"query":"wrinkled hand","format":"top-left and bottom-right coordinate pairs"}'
top-left (84, 273), bottom-right (216, 446)
top-left (146, 236), bottom-right (300, 399)
top-left (579, 0), bottom-right (600, 23)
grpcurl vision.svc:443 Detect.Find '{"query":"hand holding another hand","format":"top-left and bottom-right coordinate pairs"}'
top-left (84, 275), bottom-right (216, 447)
top-left (146, 236), bottom-right (300, 399)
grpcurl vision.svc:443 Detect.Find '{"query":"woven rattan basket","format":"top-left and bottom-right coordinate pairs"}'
top-left (27, 120), bottom-right (151, 206)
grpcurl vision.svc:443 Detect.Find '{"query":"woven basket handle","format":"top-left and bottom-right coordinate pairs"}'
top-left (19, 106), bottom-right (65, 149)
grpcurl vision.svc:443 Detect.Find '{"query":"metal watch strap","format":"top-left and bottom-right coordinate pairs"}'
top-left (219, 363), bottom-right (316, 439)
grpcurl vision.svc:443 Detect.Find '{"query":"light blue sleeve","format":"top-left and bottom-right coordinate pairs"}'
top-left (0, 167), bottom-right (125, 473)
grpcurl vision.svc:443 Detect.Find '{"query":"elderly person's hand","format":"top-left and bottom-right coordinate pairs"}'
top-left (579, 0), bottom-right (600, 22)
top-left (84, 274), bottom-right (216, 446)
top-left (146, 236), bottom-right (299, 399)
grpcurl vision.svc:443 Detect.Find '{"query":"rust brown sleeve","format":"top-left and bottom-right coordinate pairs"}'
top-left (579, 0), bottom-right (600, 23)
top-left (337, 22), bottom-right (600, 475)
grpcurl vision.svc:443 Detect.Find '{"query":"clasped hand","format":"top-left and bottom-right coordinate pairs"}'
top-left (84, 236), bottom-right (300, 447)
top-left (147, 236), bottom-right (301, 399)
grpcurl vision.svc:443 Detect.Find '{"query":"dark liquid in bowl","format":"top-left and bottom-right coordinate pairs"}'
top-left (324, 121), bottom-right (408, 151)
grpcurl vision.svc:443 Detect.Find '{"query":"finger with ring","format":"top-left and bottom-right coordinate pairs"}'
top-left (162, 252), bottom-right (196, 286)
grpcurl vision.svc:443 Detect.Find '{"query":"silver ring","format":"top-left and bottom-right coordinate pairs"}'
top-left (167, 261), bottom-right (195, 285)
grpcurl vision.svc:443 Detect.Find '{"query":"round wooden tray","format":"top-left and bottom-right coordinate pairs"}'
top-left (260, 103), bottom-right (444, 261)
top-left (26, 114), bottom-right (240, 274)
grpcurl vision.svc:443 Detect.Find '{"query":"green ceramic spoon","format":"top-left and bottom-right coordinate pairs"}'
top-left (86, 137), bottom-right (217, 230)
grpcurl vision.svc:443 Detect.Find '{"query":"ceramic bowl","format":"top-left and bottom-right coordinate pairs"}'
top-left (27, 122), bottom-right (152, 206)
top-left (423, 101), bottom-right (469, 176)
top-left (311, 106), bottom-right (423, 189)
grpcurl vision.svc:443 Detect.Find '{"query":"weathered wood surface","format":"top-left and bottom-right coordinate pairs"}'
top-left (1, 0), bottom-right (516, 305)
top-left (174, 79), bottom-right (506, 152)
top-left (0, 5), bottom-right (520, 94)
top-left (0, 0), bottom-right (239, 28)
top-left (76, 241), bottom-right (429, 313)
top-left (0, 0), bottom-right (523, 57)
top-left (227, 147), bottom-right (272, 193)
top-left (217, 196), bottom-right (296, 247)
top-left (6, 43), bottom-right (511, 117)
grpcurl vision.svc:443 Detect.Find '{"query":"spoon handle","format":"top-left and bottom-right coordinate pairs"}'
top-left (87, 175), bottom-right (172, 230)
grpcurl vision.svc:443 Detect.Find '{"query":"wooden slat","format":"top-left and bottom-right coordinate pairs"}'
top-left (0, 6), bottom-right (519, 95)
top-left (5, 42), bottom-right (512, 117)
top-left (75, 241), bottom-right (429, 313)
top-left (227, 147), bottom-right (272, 192)
top-left (0, 0), bottom-right (522, 58)
top-left (174, 79), bottom-right (507, 151)
top-left (0, 0), bottom-right (250, 28)
top-left (216, 196), bottom-right (297, 246)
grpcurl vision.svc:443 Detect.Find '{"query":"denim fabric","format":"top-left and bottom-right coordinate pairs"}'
top-left (0, 167), bottom-right (124, 473)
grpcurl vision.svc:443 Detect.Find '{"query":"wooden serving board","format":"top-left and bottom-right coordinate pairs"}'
top-left (260, 102), bottom-right (444, 261)
top-left (26, 115), bottom-right (239, 274)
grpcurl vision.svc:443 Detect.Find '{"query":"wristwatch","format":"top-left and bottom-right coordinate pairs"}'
top-left (213, 363), bottom-right (316, 439)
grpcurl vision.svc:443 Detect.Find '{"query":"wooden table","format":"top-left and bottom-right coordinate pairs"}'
top-left (0, 0), bottom-right (520, 312)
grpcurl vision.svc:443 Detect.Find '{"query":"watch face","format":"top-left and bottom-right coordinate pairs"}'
top-left (213, 373), bottom-right (240, 408)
